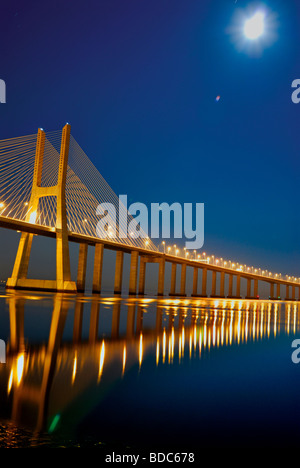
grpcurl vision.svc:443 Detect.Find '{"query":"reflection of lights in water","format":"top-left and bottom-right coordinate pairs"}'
top-left (181, 327), bottom-right (185, 357)
top-left (156, 338), bottom-right (159, 366)
top-left (253, 311), bottom-right (256, 341)
top-left (274, 309), bottom-right (277, 337)
top-left (245, 310), bottom-right (249, 343)
top-left (179, 335), bottom-right (182, 362)
top-left (260, 310), bottom-right (264, 338)
top-left (7, 353), bottom-right (25, 394)
top-left (229, 311), bottom-right (233, 345)
top-left (122, 345), bottom-right (126, 376)
top-left (267, 309), bottom-right (271, 338)
top-left (162, 329), bottom-right (166, 364)
top-left (119, 303), bottom-right (298, 371)
top-left (16, 353), bottom-right (24, 385)
top-left (139, 333), bottom-right (143, 368)
top-left (199, 330), bottom-right (202, 357)
top-left (98, 340), bottom-right (105, 381)
top-left (171, 327), bottom-right (175, 363)
top-left (6, 300), bottom-right (300, 392)
top-left (7, 369), bottom-right (13, 394)
top-left (237, 310), bottom-right (241, 345)
top-left (72, 351), bottom-right (77, 384)
top-left (287, 305), bottom-right (291, 334)
top-left (212, 315), bottom-right (216, 347)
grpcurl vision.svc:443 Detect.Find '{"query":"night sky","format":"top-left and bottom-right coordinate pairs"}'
top-left (1, 0), bottom-right (300, 282)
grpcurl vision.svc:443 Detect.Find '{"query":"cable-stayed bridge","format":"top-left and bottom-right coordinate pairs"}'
top-left (0, 124), bottom-right (299, 300)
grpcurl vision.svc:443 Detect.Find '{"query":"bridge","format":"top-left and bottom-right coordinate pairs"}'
top-left (0, 124), bottom-right (299, 300)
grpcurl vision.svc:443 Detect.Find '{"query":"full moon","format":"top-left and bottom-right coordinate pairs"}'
top-left (244, 12), bottom-right (265, 40)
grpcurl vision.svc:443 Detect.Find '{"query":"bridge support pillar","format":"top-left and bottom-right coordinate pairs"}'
top-left (228, 274), bottom-right (233, 298)
top-left (285, 285), bottom-right (290, 301)
top-left (201, 268), bottom-right (207, 297)
top-left (129, 251), bottom-right (139, 295)
top-left (170, 263), bottom-right (177, 295)
top-left (138, 257), bottom-right (146, 295)
top-left (254, 279), bottom-right (258, 298)
top-left (6, 124), bottom-right (77, 293)
top-left (157, 258), bottom-right (165, 296)
top-left (114, 251), bottom-right (124, 294)
top-left (269, 283), bottom-right (275, 300)
top-left (219, 271), bottom-right (225, 297)
top-left (210, 270), bottom-right (217, 297)
top-left (77, 243), bottom-right (88, 292)
top-left (92, 243), bottom-right (104, 293)
top-left (236, 275), bottom-right (241, 299)
top-left (180, 264), bottom-right (187, 296)
top-left (291, 285), bottom-right (296, 301)
top-left (246, 278), bottom-right (252, 299)
top-left (276, 283), bottom-right (281, 299)
top-left (192, 268), bottom-right (198, 296)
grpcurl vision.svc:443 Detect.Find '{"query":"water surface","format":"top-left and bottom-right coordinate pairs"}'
top-left (0, 289), bottom-right (299, 449)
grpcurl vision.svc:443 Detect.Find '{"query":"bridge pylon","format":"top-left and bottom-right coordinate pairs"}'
top-left (6, 124), bottom-right (77, 293)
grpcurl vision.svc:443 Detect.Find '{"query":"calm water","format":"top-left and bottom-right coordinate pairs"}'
top-left (0, 288), bottom-right (299, 450)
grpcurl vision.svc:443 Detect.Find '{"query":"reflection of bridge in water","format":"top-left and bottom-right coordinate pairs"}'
top-left (1, 293), bottom-right (299, 437)
top-left (0, 125), bottom-right (300, 300)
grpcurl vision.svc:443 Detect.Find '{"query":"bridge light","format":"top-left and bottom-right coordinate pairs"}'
top-left (0, 202), bottom-right (4, 209)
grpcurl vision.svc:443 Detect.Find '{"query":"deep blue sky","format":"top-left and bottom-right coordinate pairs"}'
top-left (1, 0), bottom-right (300, 280)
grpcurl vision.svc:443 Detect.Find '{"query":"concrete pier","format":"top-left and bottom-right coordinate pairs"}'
top-left (77, 243), bottom-right (88, 292)
top-left (129, 251), bottom-right (139, 295)
top-left (114, 251), bottom-right (124, 294)
top-left (92, 243), bottom-right (104, 293)
top-left (170, 263), bottom-right (177, 296)
top-left (180, 264), bottom-right (187, 296)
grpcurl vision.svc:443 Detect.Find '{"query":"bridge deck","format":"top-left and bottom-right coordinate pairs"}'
top-left (0, 215), bottom-right (297, 289)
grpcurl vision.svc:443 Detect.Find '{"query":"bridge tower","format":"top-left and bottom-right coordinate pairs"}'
top-left (6, 124), bottom-right (77, 292)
